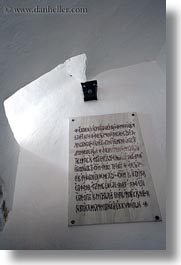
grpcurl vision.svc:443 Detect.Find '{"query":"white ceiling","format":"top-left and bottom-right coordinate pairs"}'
top-left (0, 0), bottom-right (165, 102)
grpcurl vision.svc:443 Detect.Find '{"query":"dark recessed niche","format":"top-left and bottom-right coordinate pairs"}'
top-left (71, 220), bottom-right (75, 225)
top-left (81, 80), bottom-right (98, 102)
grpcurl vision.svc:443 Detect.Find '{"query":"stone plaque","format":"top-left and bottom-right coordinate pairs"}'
top-left (68, 112), bottom-right (161, 226)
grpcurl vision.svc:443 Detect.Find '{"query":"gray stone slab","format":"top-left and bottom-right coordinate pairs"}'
top-left (68, 112), bottom-right (161, 226)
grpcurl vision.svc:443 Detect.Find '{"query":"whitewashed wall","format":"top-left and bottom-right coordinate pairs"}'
top-left (1, 59), bottom-right (166, 249)
top-left (0, 0), bottom-right (165, 249)
top-left (0, 104), bottom-right (19, 230)
top-left (0, 0), bottom-right (165, 101)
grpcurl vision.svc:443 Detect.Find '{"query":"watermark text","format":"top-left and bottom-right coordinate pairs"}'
top-left (1, 5), bottom-right (88, 15)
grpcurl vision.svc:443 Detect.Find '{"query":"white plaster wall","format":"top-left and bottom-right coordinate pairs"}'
top-left (0, 60), bottom-right (166, 249)
top-left (0, 0), bottom-right (165, 100)
top-left (0, 104), bottom-right (19, 230)
top-left (0, 0), bottom-right (166, 249)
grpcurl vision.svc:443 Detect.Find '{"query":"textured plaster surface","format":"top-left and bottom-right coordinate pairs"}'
top-left (1, 60), bottom-right (166, 249)
top-left (0, 0), bottom-right (165, 248)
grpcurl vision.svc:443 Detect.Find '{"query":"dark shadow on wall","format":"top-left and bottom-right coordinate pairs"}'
top-left (166, 10), bottom-right (178, 259)
top-left (0, 102), bottom-right (19, 230)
